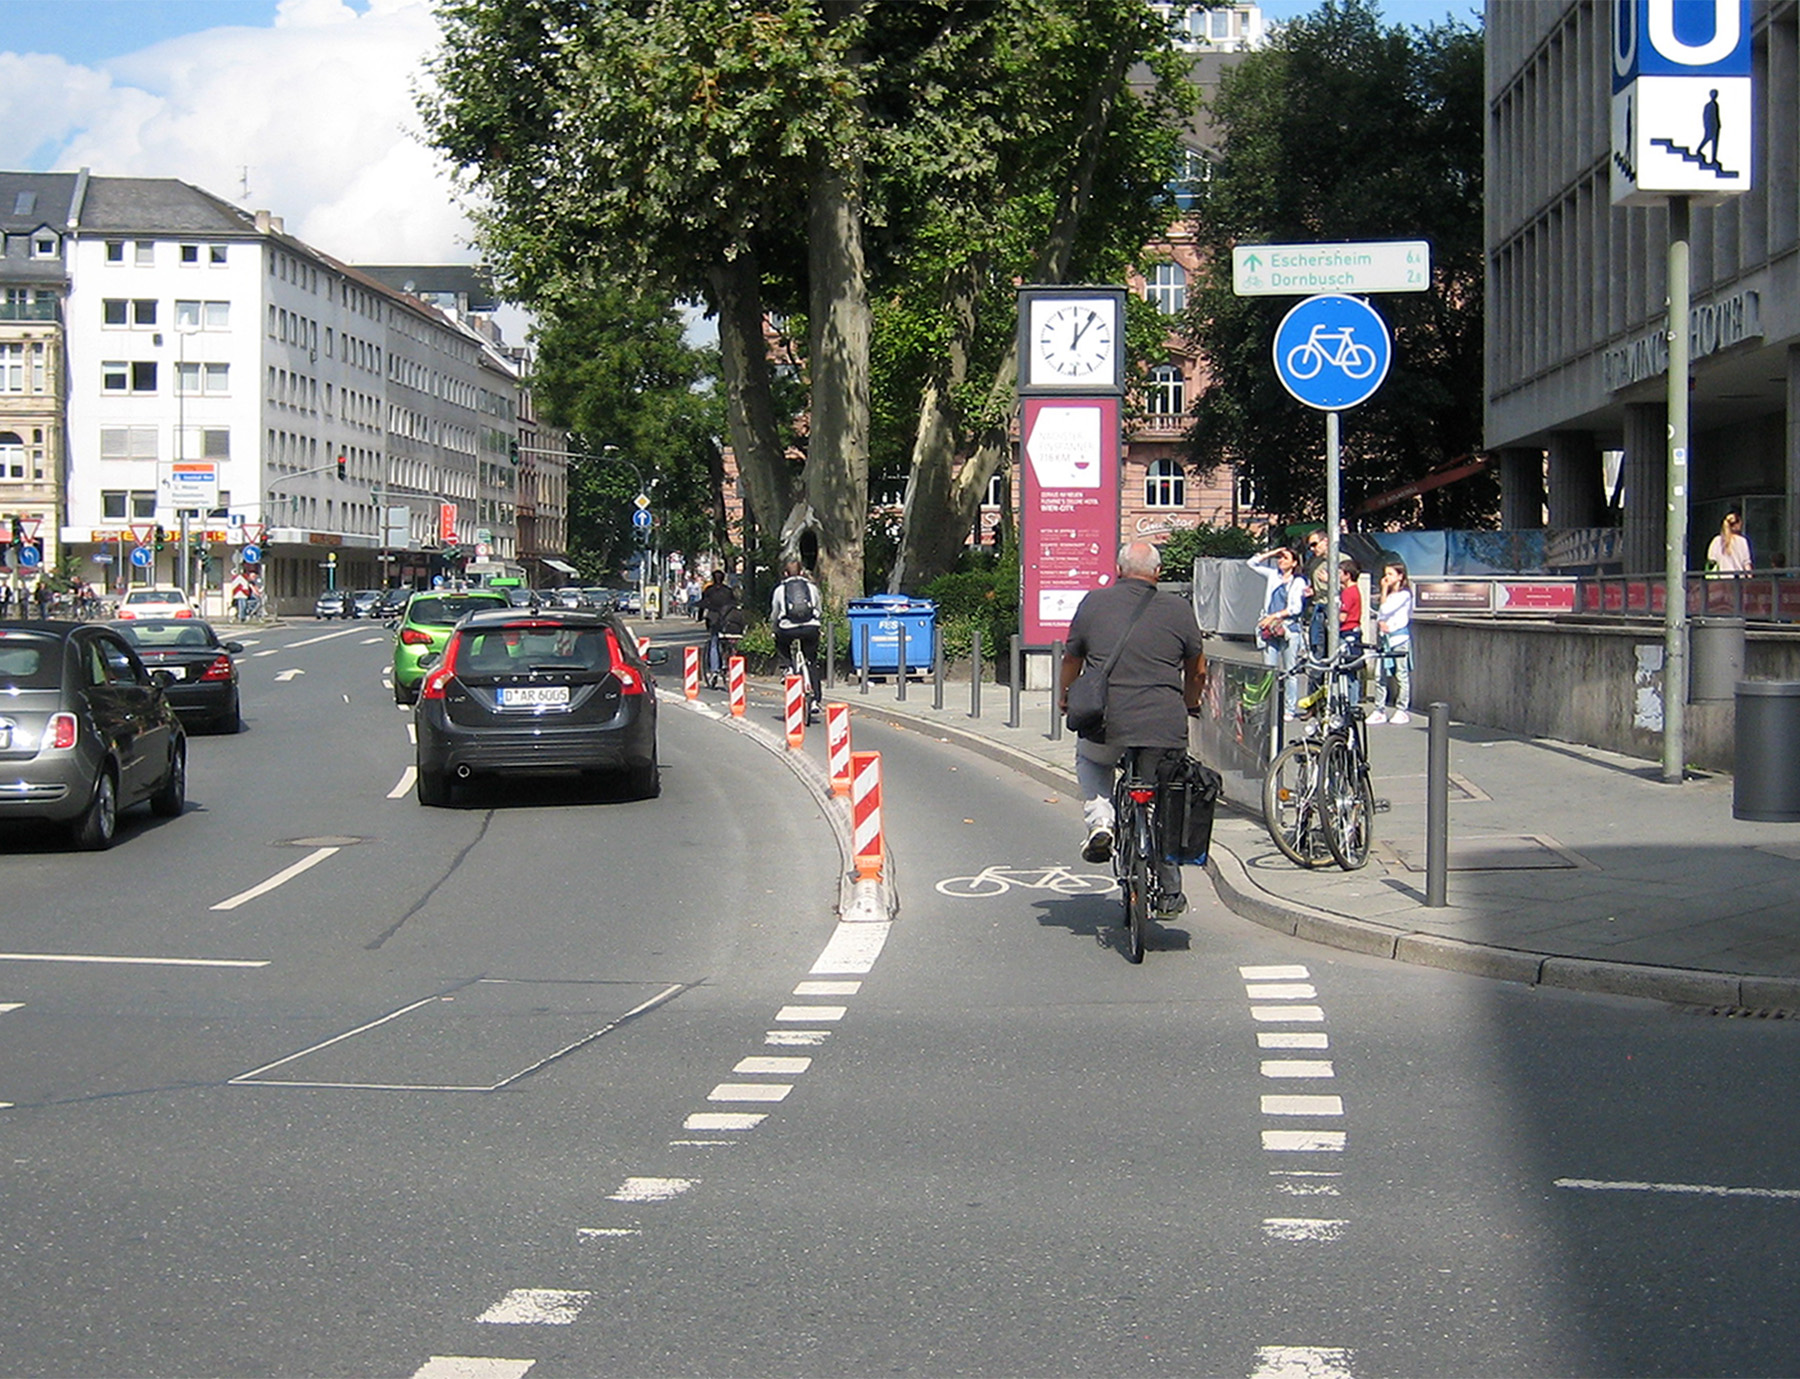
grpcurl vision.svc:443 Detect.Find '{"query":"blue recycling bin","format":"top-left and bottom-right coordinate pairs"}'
top-left (847, 594), bottom-right (936, 675)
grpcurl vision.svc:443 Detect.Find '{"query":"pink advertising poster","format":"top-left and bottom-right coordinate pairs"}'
top-left (1020, 396), bottom-right (1121, 646)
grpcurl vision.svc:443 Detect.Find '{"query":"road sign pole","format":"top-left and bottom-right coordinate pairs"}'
top-left (1326, 410), bottom-right (1341, 660)
top-left (1664, 195), bottom-right (1691, 785)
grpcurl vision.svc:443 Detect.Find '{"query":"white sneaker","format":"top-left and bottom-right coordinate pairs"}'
top-left (1389, 710), bottom-right (1410, 725)
top-left (1365, 709), bottom-right (1388, 725)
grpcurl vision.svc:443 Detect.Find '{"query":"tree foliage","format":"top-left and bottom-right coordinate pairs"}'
top-left (1183, 0), bottom-right (1490, 530)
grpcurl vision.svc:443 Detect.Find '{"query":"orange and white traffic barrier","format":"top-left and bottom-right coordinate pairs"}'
top-left (784, 674), bottom-right (806, 748)
top-left (728, 655), bottom-right (746, 716)
top-left (683, 644), bottom-right (700, 700)
top-left (825, 702), bottom-right (852, 795)
top-left (637, 636), bottom-right (651, 659)
top-left (850, 750), bottom-right (883, 881)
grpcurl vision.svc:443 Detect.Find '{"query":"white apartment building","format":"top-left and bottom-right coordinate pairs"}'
top-left (50, 173), bottom-right (521, 611)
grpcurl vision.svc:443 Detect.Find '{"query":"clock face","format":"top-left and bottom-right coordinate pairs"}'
top-left (1032, 298), bottom-right (1117, 384)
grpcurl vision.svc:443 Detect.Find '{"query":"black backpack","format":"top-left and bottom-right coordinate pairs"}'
top-left (780, 576), bottom-right (816, 624)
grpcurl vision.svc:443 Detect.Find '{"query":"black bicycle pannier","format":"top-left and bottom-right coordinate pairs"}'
top-left (1158, 753), bottom-right (1223, 865)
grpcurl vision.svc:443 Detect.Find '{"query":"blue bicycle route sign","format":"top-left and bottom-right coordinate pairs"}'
top-left (1272, 293), bottom-right (1392, 411)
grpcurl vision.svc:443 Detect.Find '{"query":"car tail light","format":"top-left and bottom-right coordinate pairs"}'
top-left (117, 610), bottom-right (137, 620)
top-left (399, 626), bottom-right (434, 646)
top-left (604, 629), bottom-right (646, 694)
top-left (48, 712), bottom-right (77, 750)
top-left (419, 635), bottom-right (461, 702)
top-left (199, 654), bottom-right (235, 682)
top-left (174, 609), bottom-right (194, 618)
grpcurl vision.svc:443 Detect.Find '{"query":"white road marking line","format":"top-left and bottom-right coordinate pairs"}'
top-left (1555, 1177), bottom-right (1800, 1200)
top-left (408, 722), bottom-right (417, 745)
top-left (0, 952), bottom-right (267, 969)
top-left (607, 1177), bottom-right (695, 1203)
top-left (1263, 1130), bottom-right (1347, 1152)
top-left (0, 1103), bottom-right (12, 1110)
top-left (1240, 964), bottom-right (1310, 980)
top-left (1245, 983), bottom-right (1318, 1000)
top-left (412, 1357), bottom-right (536, 1379)
top-left (389, 766), bottom-right (417, 798)
top-left (476, 1289), bottom-right (590, 1326)
top-left (775, 1005), bottom-right (846, 1023)
top-left (1262, 1095), bottom-right (1344, 1117)
top-left (734, 1056), bottom-right (812, 1074)
top-left (209, 846), bottom-right (339, 911)
top-left (0, 1003), bottom-right (22, 1013)
top-left (1250, 1344), bottom-right (1356, 1378)
top-left (273, 668), bottom-right (304, 681)
top-left (1251, 1005), bottom-right (1325, 1023)
top-left (668, 1139), bottom-right (738, 1148)
top-left (1272, 1177), bottom-right (1341, 1197)
top-left (361, 636), bottom-right (386, 644)
top-left (708, 1082), bottom-right (792, 1103)
top-left (811, 920), bottom-right (890, 974)
top-left (253, 648), bottom-right (281, 658)
top-left (1259, 1031), bottom-right (1329, 1049)
top-left (1262, 1060), bottom-right (1335, 1079)
top-left (232, 995), bottom-right (440, 1082)
top-left (1262, 1217), bottom-right (1347, 1242)
top-left (578, 1228), bottom-right (642, 1238)
top-left (766, 1030), bottom-right (830, 1046)
top-left (683, 1112), bottom-right (766, 1131)
top-left (794, 979), bottom-right (860, 996)
top-left (284, 627), bottom-right (368, 648)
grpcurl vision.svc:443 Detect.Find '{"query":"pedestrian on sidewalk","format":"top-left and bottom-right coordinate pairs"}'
top-left (1368, 559), bottom-right (1413, 724)
top-left (1248, 544), bottom-right (1304, 717)
top-left (1058, 540), bottom-right (1206, 915)
top-left (1706, 508), bottom-right (1752, 573)
top-left (1336, 556), bottom-right (1364, 707)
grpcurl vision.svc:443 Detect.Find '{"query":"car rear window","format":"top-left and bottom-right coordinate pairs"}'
top-left (124, 622), bottom-right (216, 649)
top-left (0, 632), bottom-right (61, 689)
top-left (408, 595), bottom-right (507, 627)
top-left (123, 590), bottom-right (184, 606)
top-left (457, 625), bottom-right (610, 674)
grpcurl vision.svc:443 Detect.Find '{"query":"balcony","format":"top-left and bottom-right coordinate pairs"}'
top-left (0, 300), bottom-right (60, 323)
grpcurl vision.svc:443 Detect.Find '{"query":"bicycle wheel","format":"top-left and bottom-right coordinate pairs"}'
top-left (1321, 737), bottom-right (1376, 871)
top-left (1124, 803), bottom-right (1151, 963)
top-left (1263, 739), bottom-right (1329, 868)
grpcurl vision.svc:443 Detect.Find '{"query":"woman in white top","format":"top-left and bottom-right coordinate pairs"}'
top-left (1368, 559), bottom-right (1413, 724)
top-left (1248, 546), bottom-right (1306, 716)
top-left (1706, 509), bottom-right (1752, 573)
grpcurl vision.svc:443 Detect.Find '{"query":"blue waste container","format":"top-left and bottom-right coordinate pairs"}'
top-left (847, 594), bottom-right (936, 675)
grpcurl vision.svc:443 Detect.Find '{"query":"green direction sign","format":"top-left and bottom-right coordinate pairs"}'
top-left (1233, 240), bottom-right (1431, 296)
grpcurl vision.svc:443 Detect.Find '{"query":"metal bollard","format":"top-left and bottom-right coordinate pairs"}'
top-left (971, 629), bottom-right (983, 718)
top-left (859, 625), bottom-right (870, 696)
top-left (1426, 701), bottom-right (1450, 907)
top-left (1008, 633), bottom-right (1023, 729)
top-left (933, 633), bottom-right (945, 710)
top-left (1049, 639), bottom-right (1063, 741)
top-left (896, 621), bottom-right (907, 702)
top-left (825, 623), bottom-right (836, 688)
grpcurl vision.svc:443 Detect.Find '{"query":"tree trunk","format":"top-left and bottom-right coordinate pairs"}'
top-left (709, 255), bottom-right (799, 550)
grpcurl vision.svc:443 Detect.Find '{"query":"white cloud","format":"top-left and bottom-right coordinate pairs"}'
top-left (7, 0), bottom-right (475, 265)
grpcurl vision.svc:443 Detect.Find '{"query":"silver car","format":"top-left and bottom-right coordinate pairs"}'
top-left (0, 621), bottom-right (188, 849)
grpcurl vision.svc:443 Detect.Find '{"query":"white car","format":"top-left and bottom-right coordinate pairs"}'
top-left (116, 586), bottom-right (196, 620)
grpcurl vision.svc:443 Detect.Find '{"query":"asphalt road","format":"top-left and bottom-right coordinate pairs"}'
top-left (0, 619), bottom-right (1796, 1378)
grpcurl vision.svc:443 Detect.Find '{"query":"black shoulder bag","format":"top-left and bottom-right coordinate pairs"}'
top-left (1064, 583), bottom-right (1155, 742)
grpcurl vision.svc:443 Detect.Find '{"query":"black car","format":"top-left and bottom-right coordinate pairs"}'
top-left (109, 617), bottom-right (244, 734)
top-left (413, 608), bottom-right (667, 806)
top-left (0, 621), bottom-right (187, 849)
top-left (373, 587), bottom-right (412, 621)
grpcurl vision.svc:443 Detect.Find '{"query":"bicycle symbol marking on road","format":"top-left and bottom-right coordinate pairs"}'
top-left (935, 865), bottom-right (1116, 898)
top-left (1272, 293), bottom-right (1391, 410)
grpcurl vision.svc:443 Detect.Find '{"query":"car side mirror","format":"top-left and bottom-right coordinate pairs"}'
top-left (417, 651), bottom-right (440, 670)
top-left (643, 648), bottom-right (670, 666)
top-left (149, 668), bottom-right (177, 688)
top-left (223, 641), bottom-right (245, 654)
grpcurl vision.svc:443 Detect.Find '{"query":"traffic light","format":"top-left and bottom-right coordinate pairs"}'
top-left (508, 438), bottom-right (520, 466)
top-left (154, 524), bottom-right (167, 551)
top-left (7, 516), bottom-right (20, 549)
top-left (336, 455), bottom-right (347, 480)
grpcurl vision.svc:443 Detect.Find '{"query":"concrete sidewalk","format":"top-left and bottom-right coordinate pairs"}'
top-left (827, 672), bottom-right (1800, 1009)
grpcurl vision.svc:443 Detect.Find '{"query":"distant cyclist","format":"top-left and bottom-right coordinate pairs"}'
top-left (770, 557), bottom-right (823, 718)
top-left (699, 569), bottom-right (739, 682)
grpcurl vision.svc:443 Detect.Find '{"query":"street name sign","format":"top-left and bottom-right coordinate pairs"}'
top-left (1233, 240), bottom-right (1430, 296)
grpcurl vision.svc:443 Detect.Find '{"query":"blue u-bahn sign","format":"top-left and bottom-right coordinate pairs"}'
top-left (1612, 0), bottom-right (1752, 205)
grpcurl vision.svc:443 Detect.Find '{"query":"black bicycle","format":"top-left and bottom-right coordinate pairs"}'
top-left (1263, 644), bottom-right (1377, 871)
top-left (1110, 748), bottom-right (1179, 964)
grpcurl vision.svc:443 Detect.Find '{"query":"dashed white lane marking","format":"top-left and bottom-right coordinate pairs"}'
top-left (0, 952), bottom-right (267, 969)
top-left (1262, 1217), bottom-right (1348, 1242)
top-left (1245, 983), bottom-right (1318, 1000)
top-left (766, 1030), bottom-right (830, 1047)
top-left (1271, 1170), bottom-right (1342, 1197)
top-left (1261, 1095), bottom-right (1344, 1116)
top-left (1241, 965), bottom-right (1311, 980)
top-left (361, 636), bottom-right (386, 644)
top-left (0, 1003), bottom-right (21, 1013)
top-left (607, 1177), bottom-right (695, 1203)
top-left (1252, 1005), bottom-right (1324, 1022)
top-left (1250, 1344), bottom-right (1356, 1378)
top-left (1262, 1060), bottom-right (1335, 1079)
top-left (775, 1004), bottom-right (846, 1022)
top-left (1556, 1177), bottom-right (1800, 1200)
top-left (734, 1056), bottom-right (812, 1074)
top-left (683, 1111), bottom-right (766, 1132)
top-left (1259, 1031), bottom-right (1329, 1049)
top-left (708, 1082), bottom-right (792, 1102)
top-left (577, 1228), bottom-right (642, 1238)
top-left (1263, 1130), bottom-right (1348, 1152)
top-left (389, 766), bottom-right (417, 798)
top-left (209, 845), bottom-right (339, 911)
top-left (475, 1290), bottom-right (591, 1326)
top-left (412, 1357), bottom-right (535, 1379)
top-left (794, 979), bottom-right (860, 996)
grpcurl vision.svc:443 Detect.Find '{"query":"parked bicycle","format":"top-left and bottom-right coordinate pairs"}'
top-left (1263, 643), bottom-right (1378, 871)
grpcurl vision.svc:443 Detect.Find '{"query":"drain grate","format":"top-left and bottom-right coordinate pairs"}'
top-left (1691, 1005), bottom-right (1799, 1020)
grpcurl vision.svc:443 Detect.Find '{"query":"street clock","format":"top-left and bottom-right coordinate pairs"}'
top-left (1017, 287), bottom-right (1127, 395)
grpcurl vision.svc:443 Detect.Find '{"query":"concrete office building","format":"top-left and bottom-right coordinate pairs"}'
top-left (1486, 0), bottom-right (1800, 573)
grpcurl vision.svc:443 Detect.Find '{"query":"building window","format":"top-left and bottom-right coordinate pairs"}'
top-left (1147, 263), bottom-right (1186, 315)
top-left (0, 432), bottom-right (22, 479)
top-left (103, 298), bottom-right (158, 327)
top-left (180, 244), bottom-right (200, 264)
top-left (211, 245), bottom-right (227, 265)
top-left (100, 427), bottom-right (159, 462)
top-left (0, 342), bottom-right (46, 393)
top-left (32, 232), bottom-right (57, 258)
top-left (1145, 458), bottom-right (1186, 508)
top-left (176, 362), bottom-right (230, 395)
top-left (1146, 363), bottom-right (1185, 418)
top-left (105, 240), bottom-right (125, 263)
top-left (102, 490), bottom-right (158, 520)
top-left (177, 300), bottom-right (231, 330)
top-left (102, 490), bottom-right (129, 520)
top-left (134, 241), bottom-right (154, 266)
top-left (103, 361), bottom-right (157, 393)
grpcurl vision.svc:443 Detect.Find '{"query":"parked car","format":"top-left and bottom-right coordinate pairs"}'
top-left (109, 617), bottom-right (244, 734)
top-left (413, 607), bottom-right (667, 806)
top-left (115, 586), bottom-right (195, 621)
top-left (314, 589), bottom-right (351, 619)
top-left (349, 589), bottom-right (384, 619)
top-left (612, 589), bottom-right (642, 615)
top-left (548, 587), bottom-right (586, 610)
top-left (503, 586), bottom-right (541, 608)
top-left (374, 588), bottom-right (412, 621)
top-left (0, 620), bottom-right (187, 848)
top-left (390, 589), bottom-right (510, 705)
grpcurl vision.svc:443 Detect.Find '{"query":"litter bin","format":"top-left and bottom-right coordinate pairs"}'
top-left (1690, 616), bottom-right (1746, 702)
top-left (847, 594), bottom-right (936, 676)
top-left (1733, 680), bottom-right (1800, 821)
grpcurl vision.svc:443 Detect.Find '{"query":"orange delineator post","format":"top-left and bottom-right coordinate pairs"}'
top-left (825, 702), bottom-right (851, 796)
top-left (683, 644), bottom-right (700, 700)
top-left (728, 655), bottom-right (746, 717)
top-left (784, 673), bottom-right (806, 748)
top-left (850, 750), bottom-right (883, 881)
top-left (636, 636), bottom-right (651, 659)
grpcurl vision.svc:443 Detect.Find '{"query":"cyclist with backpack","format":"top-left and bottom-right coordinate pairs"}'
top-left (699, 569), bottom-right (739, 685)
top-left (771, 557), bottom-right (824, 719)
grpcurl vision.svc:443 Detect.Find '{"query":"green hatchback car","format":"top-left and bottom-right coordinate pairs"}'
top-left (391, 590), bottom-right (509, 704)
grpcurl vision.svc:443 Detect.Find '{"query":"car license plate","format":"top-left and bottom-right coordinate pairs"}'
top-left (499, 685), bottom-right (570, 707)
